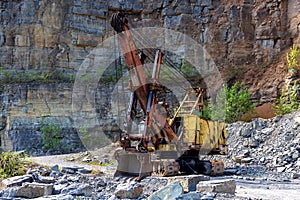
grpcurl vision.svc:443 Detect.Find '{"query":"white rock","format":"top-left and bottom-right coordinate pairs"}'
top-left (15, 183), bottom-right (53, 198)
top-left (115, 183), bottom-right (143, 199)
top-left (196, 179), bottom-right (236, 194)
top-left (277, 166), bottom-right (286, 173)
top-left (2, 175), bottom-right (33, 187)
top-left (167, 174), bottom-right (210, 192)
top-left (148, 181), bottom-right (183, 200)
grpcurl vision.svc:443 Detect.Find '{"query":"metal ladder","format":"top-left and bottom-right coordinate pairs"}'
top-left (174, 88), bottom-right (204, 116)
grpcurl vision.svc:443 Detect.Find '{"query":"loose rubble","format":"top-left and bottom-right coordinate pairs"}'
top-left (0, 165), bottom-right (238, 199)
top-left (208, 111), bottom-right (300, 182)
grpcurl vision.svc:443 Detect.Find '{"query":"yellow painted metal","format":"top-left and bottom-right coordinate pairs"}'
top-left (182, 114), bottom-right (227, 154)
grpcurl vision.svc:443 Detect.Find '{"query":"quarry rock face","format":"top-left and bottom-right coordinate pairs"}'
top-left (0, 0), bottom-right (299, 153)
top-left (0, 0), bottom-right (298, 70)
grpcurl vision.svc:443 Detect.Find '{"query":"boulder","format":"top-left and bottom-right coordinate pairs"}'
top-left (148, 181), bottom-right (183, 200)
top-left (15, 183), bottom-right (53, 198)
top-left (196, 179), bottom-right (236, 194)
top-left (167, 175), bottom-right (210, 192)
top-left (61, 166), bottom-right (83, 174)
top-left (176, 192), bottom-right (202, 200)
top-left (2, 175), bottom-right (33, 187)
top-left (32, 173), bottom-right (56, 184)
top-left (61, 183), bottom-right (93, 197)
top-left (114, 183), bottom-right (143, 199)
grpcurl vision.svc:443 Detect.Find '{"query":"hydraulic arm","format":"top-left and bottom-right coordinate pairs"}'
top-left (111, 12), bottom-right (177, 148)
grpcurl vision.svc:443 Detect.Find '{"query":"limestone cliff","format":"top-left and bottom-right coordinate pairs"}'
top-left (0, 0), bottom-right (299, 70)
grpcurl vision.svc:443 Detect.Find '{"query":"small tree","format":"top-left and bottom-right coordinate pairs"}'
top-left (223, 82), bottom-right (254, 123)
top-left (274, 82), bottom-right (300, 115)
top-left (40, 119), bottom-right (62, 152)
top-left (287, 44), bottom-right (300, 73)
top-left (197, 82), bottom-right (254, 123)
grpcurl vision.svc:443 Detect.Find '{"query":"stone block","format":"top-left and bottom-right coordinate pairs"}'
top-left (115, 183), bottom-right (143, 199)
top-left (32, 173), bottom-right (56, 184)
top-left (199, 0), bottom-right (212, 6)
top-left (2, 175), bottom-right (33, 188)
top-left (61, 166), bottom-right (83, 174)
top-left (148, 181), bottom-right (183, 200)
top-left (61, 183), bottom-right (93, 197)
top-left (176, 192), bottom-right (202, 199)
top-left (15, 183), bottom-right (53, 198)
top-left (167, 174), bottom-right (210, 192)
top-left (196, 179), bottom-right (236, 194)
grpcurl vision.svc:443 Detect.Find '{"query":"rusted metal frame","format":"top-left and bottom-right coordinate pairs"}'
top-left (116, 20), bottom-right (177, 143)
top-left (126, 91), bottom-right (137, 134)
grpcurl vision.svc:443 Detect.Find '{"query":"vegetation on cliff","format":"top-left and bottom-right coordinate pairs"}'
top-left (274, 45), bottom-right (300, 115)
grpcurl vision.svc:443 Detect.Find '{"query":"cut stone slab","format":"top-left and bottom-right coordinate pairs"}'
top-left (77, 168), bottom-right (92, 174)
top-left (15, 183), bottom-right (53, 198)
top-left (176, 192), bottom-right (202, 200)
top-left (167, 174), bottom-right (210, 192)
top-left (148, 181), bottom-right (183, 200)
top-left (196, 179), bottom-right (236, 194)
top-left (115, 183), bottom-right (143, 199)
top-left (61, 183), bottom-right (93, 197)
top-left (2, 175), bottom-right (33, 187)
top-left (32, 173), bottom-right (56, 184)
top-left (61, 166), bottom-right (84, 174)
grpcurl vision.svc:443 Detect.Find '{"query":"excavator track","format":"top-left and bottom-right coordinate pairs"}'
top-left (152, 159), bottom-right (180, 177)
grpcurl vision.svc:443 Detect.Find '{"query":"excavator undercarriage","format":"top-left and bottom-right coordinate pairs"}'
top-left (110, 12), bottom-right (227, 180)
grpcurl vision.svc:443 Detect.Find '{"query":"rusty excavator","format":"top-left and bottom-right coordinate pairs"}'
top-left (110, 12), bottom-right (227, 180)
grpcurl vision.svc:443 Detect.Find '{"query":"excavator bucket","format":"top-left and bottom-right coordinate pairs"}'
top-left (114, 149), bottom-right (153, 177)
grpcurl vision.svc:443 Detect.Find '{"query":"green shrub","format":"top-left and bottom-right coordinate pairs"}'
top-left (40, 119), bottom-right (62, 152)
top-left (274, 82), bottom-right (300, 115)
top-left (197, 82), bottom-right (254, 123)
top-left (0, 152), bottom-right (28, 178)
top-left (224, 82), bottom-right (254, 123)
top-left (287, 44), bottom-right (300, 72)
top-left (0, 69), bottom-right (75, 84)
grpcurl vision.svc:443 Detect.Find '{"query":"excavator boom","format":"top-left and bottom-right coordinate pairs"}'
top-left (111, 12), bottom-right (177, 143)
